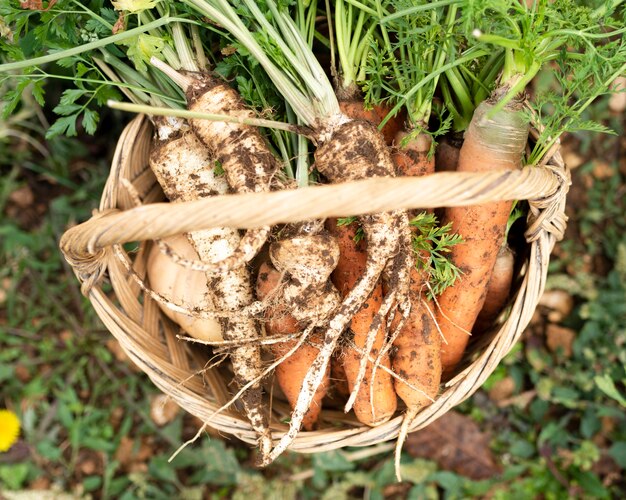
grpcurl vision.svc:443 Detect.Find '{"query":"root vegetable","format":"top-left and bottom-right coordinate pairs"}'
top-left (256, 262), bottom-right (329, 431)
top-left (151, 60), bottom-right (280, 273)
top-left (146, 234), bottom-right (222, 342)
top-left (149, 118), bottom-right (272, 458)
top-left (330, 354), bottom-right (350, 399)
top-left (315, 118), bottom-right (414, 318)
top-left (393, 130), bottom-right (436, 221)
top-left (435, 135), bottom-right (462, 172)
top-left (391, 268), bottom-right (441, 481)
top-left (473, 244), bottom-right (515, 333)
top-left (393, 131), bottom-right (434, 178)
top-left (389, 127), bottom-right (442, 480)
top-left (326, 218), bottom-right (397, 427)
top-left (338, 100), bottom-right (403, 146)
top-left (268, 233), bottom-right (342, 326)
top-left (436, 100), bottom-right (529, 375)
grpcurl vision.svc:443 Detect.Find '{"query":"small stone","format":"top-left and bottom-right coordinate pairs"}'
top-left (488, 377), bottom-right (516, 403)
top-left (539, 289), bottom-right (574, 322)
top-left (9, 185), bottom-right (34, 208)
top-left (546, 324), bottom-right (575, 357)
top-left (591, 160), bottom-right (615, 180)
top-left (609, 77), bottom-right (626, 113)
top-left (150, 394), bottom-right (180, 426)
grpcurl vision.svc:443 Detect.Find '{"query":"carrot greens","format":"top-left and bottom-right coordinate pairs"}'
top-left (410, 212), bottom-right (463, 298)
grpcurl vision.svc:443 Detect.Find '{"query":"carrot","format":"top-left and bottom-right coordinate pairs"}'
top-left (473, 244), bottom-right (515, 333)
top-left (435, 100), bottom-right (529, 375)
top-left (330, 353), bottom-right (350, 399)
top-left (149, 117), bottom-right (272, 458)
top-left (435, 135), bottom-right (461, 173)
top-left (326, 218), bottom-right (397, 427)
top-left (333, 0), bottom-right (403, 147)
top-left (387, 127), bottom-right (443, 480)
top-left (393, 130), bottom-right (434, 178)
top-left (433, 136), bottom-right (460, 223)
top-left (339, 100), bottom-right (403, 146)
top-left (256, 262), bottom-right (329, 431)
top-left (151, 60), bottom-right (279, 274)
top-left (391, 267), bottom-right (441, 481)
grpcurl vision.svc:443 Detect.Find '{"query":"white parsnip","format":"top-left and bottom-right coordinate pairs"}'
top-left (149, 118), bottom-right (272, 459)
top-left (150, 60), bottom-right (280, 274)
top-left (146, 234), bottom-right (222, 342)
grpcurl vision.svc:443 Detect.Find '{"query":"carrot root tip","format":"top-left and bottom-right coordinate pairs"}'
top-left (394, 408), bottom-right (420, 482)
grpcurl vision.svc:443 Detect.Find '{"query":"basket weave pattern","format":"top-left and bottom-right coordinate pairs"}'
top-left (60, 115), bottom-right (570, 452)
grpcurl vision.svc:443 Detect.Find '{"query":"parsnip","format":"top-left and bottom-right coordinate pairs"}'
top-left (146, 234), bottom-right (222, 342)
top-left (150, 118), bottom-right (272, 459)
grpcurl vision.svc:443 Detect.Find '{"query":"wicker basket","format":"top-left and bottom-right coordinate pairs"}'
top-left (60, 114), bottom-right (570, 453)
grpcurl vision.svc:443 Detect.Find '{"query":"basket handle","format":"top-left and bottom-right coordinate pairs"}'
top-left (61, 165), bottom-right (568, 264)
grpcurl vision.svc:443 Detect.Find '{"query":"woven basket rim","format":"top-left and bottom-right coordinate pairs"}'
top-left (59, 114), bottom-right (570, 453)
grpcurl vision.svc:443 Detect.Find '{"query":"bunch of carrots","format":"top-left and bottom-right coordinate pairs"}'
top-left (2, 0), bottom-right (625, 479)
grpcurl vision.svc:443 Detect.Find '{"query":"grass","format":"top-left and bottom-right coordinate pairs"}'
top-left (1, 79), bottom-right (625, 498)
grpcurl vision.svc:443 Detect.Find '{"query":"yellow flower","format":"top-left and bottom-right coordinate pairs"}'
top-left (0, 410), bottom-right (20, 452)
top-left (111, 0), bottom-right (159, 14)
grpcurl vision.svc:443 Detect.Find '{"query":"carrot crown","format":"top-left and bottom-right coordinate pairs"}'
top-left (376, 0), bottom-right (456, 135)
top-left (331, 0), bottom-right (380, 98)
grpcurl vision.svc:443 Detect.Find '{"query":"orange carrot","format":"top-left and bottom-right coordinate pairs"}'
top-left (330, 352), bottom-right (350, 399)
top-left (391, 266), bottom-right (442, 480)
top-left (392, 281), bottom-right (441, 414)
top-left (338, 101), bottom-right (403, 146)
top-left (473, 245), bottom-right (515, 333)
top-left (256, 262), bottom-right (329, 431)
top-left (390, 129), bottom-right (442, 480)
top-left (326, 218), bottom-right (397, 426)
top-left (433, 136), bottom-right (460, 223)
top-left (393, 130), bottom-right (435, 178)
top-left (434, 135), bottom-right (462, 173)
top-left (435, 100), bottom-right (529, 375)
top-left (393, 129), bottom-right (435, 221)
